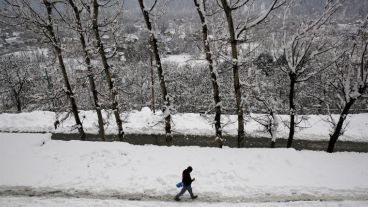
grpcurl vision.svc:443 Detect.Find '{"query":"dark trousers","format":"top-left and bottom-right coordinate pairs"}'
top-left (175, 185), bottom-right (194, 198)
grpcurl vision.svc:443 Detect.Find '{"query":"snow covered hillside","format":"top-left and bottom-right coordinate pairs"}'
top-left (0, 133), bottom-right (367, 202)
top-left (0, 108), bottom-right (367, 142)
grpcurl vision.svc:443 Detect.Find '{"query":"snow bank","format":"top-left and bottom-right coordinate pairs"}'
top-left (0, 108), bottom-right (367, 142)
top-left (0, 133), bottom-right (367, 200)
top-left (0, 111), bottom-right (55, 133)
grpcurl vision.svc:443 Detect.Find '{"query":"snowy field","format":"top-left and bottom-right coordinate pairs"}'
top-left (1, 197), bottom-right (368, 207)
top-left (0, 108), bottom-right (367, 142)
top-left (1, 133), bottom-right (367, 205)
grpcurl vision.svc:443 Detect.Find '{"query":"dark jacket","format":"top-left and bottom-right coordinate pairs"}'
top-left (182, 169), bottom-right (193, 187)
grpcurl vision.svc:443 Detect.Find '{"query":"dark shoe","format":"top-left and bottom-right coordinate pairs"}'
top-left (174, 197), bottom-right (180, 201)
top-left (191, 195), bottom-right (198, 199)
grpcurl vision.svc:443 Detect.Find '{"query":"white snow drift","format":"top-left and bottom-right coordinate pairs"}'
top-left (0, 108), bottom-right (367, 142)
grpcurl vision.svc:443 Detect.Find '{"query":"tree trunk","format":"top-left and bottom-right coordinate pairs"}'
top-left (270, 141), bottom-right (276, 148)
top-left (16, 97), bottom-right (21, 112)
top-left (287, 72), bottom-right (296, 148)
top-left (138, 0), bottom-right (172, 145)
top-left (194, 0), bottom-right (223, 148)
top-left (327, 98), bottom-right (356, 153)
top-left (68, 0), bottom-right (106, 141)
top-left (220, 0), bottom-right (245, 148)
top-left (150, 51), bottom-right (155, 113)
top-left (43, 0), bottom-right (86, 140)
top-left (270, 111), bottom-right (277, 148)
top-left (92, 0), bottom-right (124, 141)
top-left (13, 89), bottom-right (21, 112)
top-left (43, 67), bottom-right (56, 110)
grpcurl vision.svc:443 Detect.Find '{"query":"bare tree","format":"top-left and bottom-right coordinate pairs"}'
top-left (218, 0), bottom-right (282, 148)
top-left (66, 0), bottom-right (106, 141)
top-left (138, 0), bottom-right (173, 145)
top-left (1, 0), bottom-right (87, 139)
top-left (276, 0), bottom-right (341, 148)
top-left (193, 0), bottom-right (223, 148)
top-left (251, 54), bottom-right (282, 148)
top-left (250, 106), bottom-right (279, 148)
top-left (36, 52), bottom-right (58, 111)
top-left (324, 18), bottom-right (368, 152)
top-left (90, 0), bottom-right (124, 141)
top-left (43, 0), bottom-right (86, 140)
top-left (0, 55), bottom-right (33, 112)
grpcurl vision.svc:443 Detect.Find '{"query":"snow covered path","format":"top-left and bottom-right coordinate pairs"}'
top-left (2, 196), bottom-right (368, 207)
top-left (1, 133), bottom-right (368, 205)
top-left (1, 185), bottom-right (367, 203)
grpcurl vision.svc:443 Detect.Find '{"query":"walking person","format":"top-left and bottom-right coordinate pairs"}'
top-left (175, 166), bottom-right (198, 201)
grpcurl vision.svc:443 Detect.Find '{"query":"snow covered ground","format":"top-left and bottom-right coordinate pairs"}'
top-left (1, 133), bottom-right (367, 205)
top-left (0, 108), bottom-right (367, 142)
top-left (1, 196), bottom-right (368, 207)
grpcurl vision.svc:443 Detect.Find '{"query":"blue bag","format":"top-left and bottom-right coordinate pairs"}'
top-left (176, 182), bottom-right (183, 188)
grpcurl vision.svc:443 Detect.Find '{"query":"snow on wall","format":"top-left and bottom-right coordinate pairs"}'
top-left (0, 108), bottom-right (367, 142)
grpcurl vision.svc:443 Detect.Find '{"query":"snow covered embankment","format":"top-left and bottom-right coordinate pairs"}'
top-left (0, 108), bottom-right (368, 142)
top-left (0, 133), bottom-right (367, 202)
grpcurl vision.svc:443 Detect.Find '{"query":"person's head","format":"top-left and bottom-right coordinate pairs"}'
top-left (187, 166), bottom-right (193, 172)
